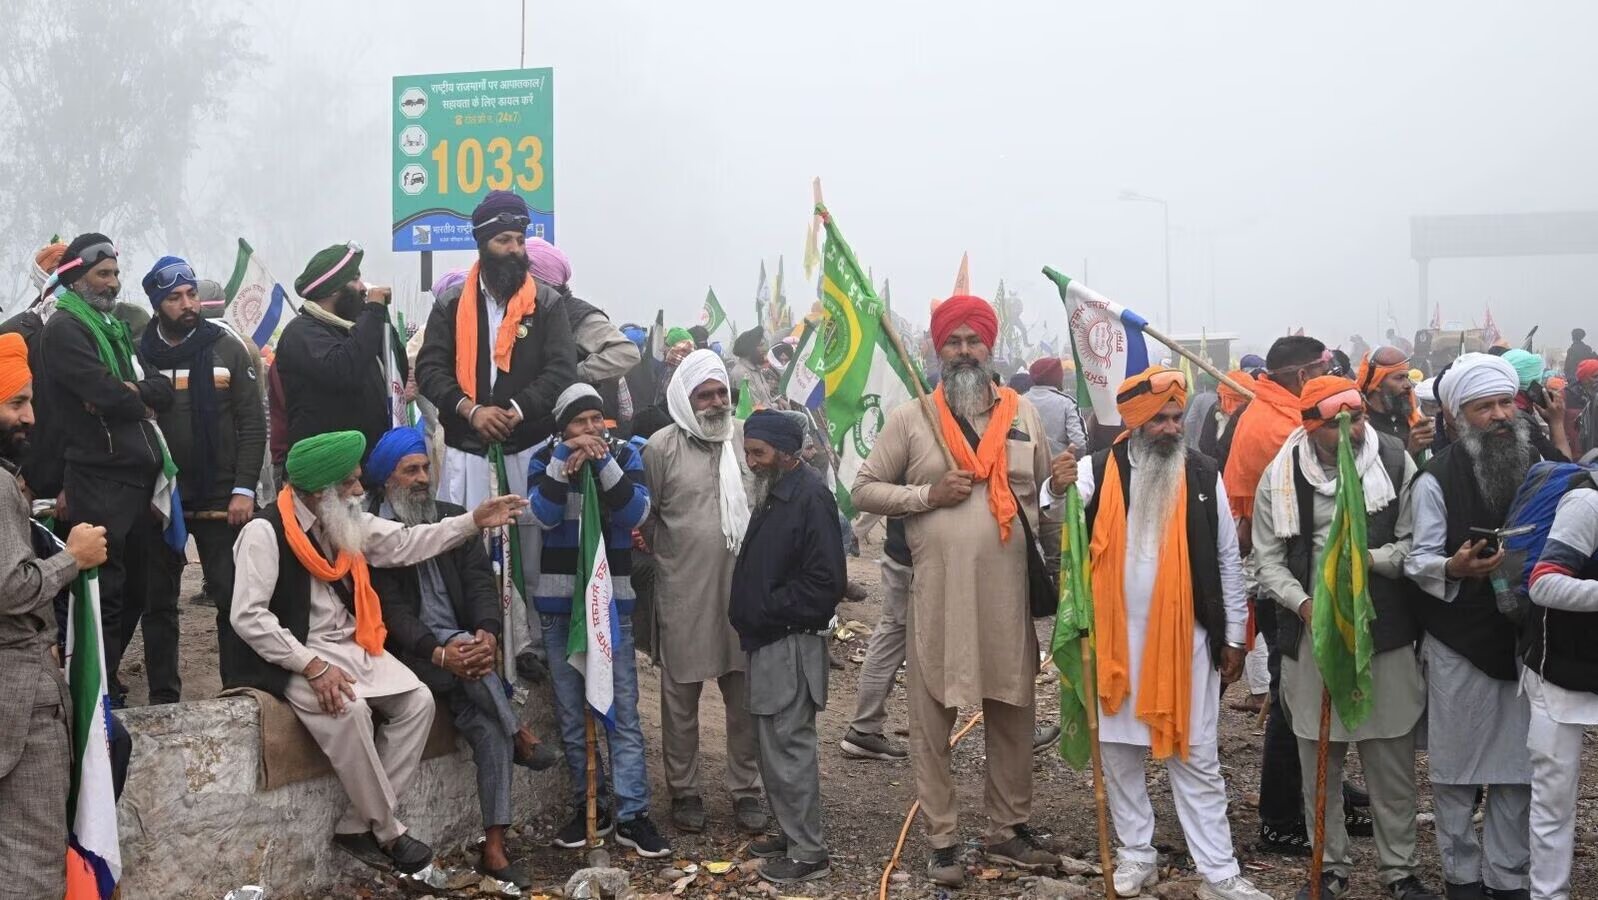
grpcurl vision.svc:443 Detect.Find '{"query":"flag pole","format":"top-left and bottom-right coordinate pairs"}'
top-left (878, 312), bottom-right (956, 469)
top-left (1310, 687), bottom-right (1332, 900)
top-left (584, 710), bottom-right (608, 867)
top-left (1079, 634), bottom-right (1114, 898)
top-left (1139, 321), bottom-right (1255, 400)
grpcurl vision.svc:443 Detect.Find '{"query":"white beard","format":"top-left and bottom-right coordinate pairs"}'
top-left (942, 360), bottom-right (996, 421)
top-left (315, 487), bottom-right (368, 555)
top-left (387, 483), bottom-right (438, 526)
top-left (1127, 430), bottom-right (1186, 558)
top-left (696, 407), bottom-right (732, 441)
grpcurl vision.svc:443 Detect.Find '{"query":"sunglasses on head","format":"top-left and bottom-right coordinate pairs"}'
top-left (150, 260), bottom-right (196, 293)
top-left (53, 242), bottom-right (118, 278)
top-left (473, 212), bottom-right (531, 235)
top-left (1302, 388), bottom-right (1365, 423)
top-left (1117, 368), bottom-right (1186, 404)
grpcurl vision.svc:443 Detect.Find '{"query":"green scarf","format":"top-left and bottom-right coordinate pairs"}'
top-left (55, 290), bottom-right (137, 380)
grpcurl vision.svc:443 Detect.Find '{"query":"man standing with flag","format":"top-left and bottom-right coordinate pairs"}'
top-left (38, 234), bottom-right (179, 706)
top-left (731, 410), bottom-right (846, 885)
top-left (1251, 378), bottom-right (1438, 899)
top-left (1072, 366), bottom-right (1267, 900)
top-left (852, 296), bottom-right (1072, 887)
top-left (140, 256), bottom-right (266, 687)
top-left (527, 385), bottom-right (668, 858)
top-left (0, 332), bottom-right (110, 898)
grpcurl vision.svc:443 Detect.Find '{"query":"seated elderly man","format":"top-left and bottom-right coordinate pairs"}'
top-left (229, 430), bottom-right (526, 874)
top-left (363, 426), bottom-right (557, 888)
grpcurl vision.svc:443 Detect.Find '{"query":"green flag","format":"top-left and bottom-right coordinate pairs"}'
top-left (734, 377), bottom-right (754, 419)
top-left (701, 286), bottom-right (727, 335)
top-left (1048, 486), bottom-right (1096, 769)
top-left (1311, 413), bottom-right (1377, 730)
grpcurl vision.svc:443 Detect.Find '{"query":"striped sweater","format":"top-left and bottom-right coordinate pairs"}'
top-left (528, 436), bottom-right (651, 614)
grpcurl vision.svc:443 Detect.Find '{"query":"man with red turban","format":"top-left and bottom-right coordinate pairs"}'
top-left (1562, 358), bottom-right (1598, 456)
top-left (854, 295), bottom-right (1077, 887)
top-left (1073, 367), bottom-right (1265, 900)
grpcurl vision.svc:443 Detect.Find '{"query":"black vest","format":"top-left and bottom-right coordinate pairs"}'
top-left (1084, 443), bottom-right (1229, 667)
top-left (225, 504), bottom-right (354, 698)
top-left (1278, 431), bottom-right (1422, 660)
top-left (1521, 473), bottom-right (1598, 693)
top-left (1414, 443), bottom-right (1521, 681)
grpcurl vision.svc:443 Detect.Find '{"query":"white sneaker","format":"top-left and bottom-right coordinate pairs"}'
top-left (1113, 860), bottom-right (1158, 897)
top-left (1198, 874), bottom-right (1276, 900)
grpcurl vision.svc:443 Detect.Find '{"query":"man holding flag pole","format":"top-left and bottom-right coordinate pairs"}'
top-left (1252, 379), bottom-right (1438, 900)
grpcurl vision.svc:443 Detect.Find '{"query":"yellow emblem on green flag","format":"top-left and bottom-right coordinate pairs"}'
top-left (1311, 413), bottom-right (1376, 730)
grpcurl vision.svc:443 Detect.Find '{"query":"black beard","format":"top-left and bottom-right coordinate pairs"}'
top-left (0, 424), bottom-right (28, 462)
top-left (1382, 390), bottom-right (1413, 419)
top-left (331, 285), bottom-right (365, 322)
top-left (481, 251), bottom-right (530, 301)
top-left (160, 311), bottom-right (198, 336)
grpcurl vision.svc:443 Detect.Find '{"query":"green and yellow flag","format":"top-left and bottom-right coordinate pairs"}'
top-left (1048, 485), bottom-right (1095, 769)
top-left (734, 377), bottom-right (754, 420)
top-left (1311, 413), bottom-right (1377, 729)
top-left (701, 286), bottom-right (727, 336)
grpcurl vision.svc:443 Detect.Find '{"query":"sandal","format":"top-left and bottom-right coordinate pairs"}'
top-left (478, 856), bottom-right (535, 889)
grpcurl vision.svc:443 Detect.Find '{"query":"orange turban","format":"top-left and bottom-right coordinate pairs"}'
top-left (1217, 369), bottom-right (1255, 416)
top-left (1116, 366), bottom-right (1187, 429)
top-left (930, 294), bottom-right (998, 350)
top-left (0, 333), bottom-right (31, 402)
top-left (1356, 348), bottom-right (1412, 395)
top-left (1299, 375), bottom-right (1364, 431)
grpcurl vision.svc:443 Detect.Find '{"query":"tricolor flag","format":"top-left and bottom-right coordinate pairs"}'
top-left (150, 425), bottom-right (187, 557)
top-left (66, 569), bottom-right (121, 899)
top-left (779, 318), bottom-right (825, 410)
top-left (223, 238), bottom-right (296, 356)
top-left (1312, 413), bottom-right (1376, 730)
top-left (1043, 267), bottom-right (1151, 428)
top-left (487, 444), bottom-right (526, 678)
top-left (567, 466), bottom-right (618, 728)
top-left (700, 287), bottom-right (728, 337)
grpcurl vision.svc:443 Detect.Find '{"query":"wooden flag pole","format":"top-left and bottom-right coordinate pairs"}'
top-left (879, 311), bottom-right (957, 469)
top-left (584, 711), bottom-right (607, 867)
top-left (1139, 321), bottom-right (1255, 400)
top-left (1309, 687), bottom-right (1332, 899)
top-left (1079, 632), bottom-right (1115, 899)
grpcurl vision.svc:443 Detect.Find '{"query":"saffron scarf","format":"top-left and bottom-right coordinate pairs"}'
top-left (932, 383), bottom-right (1020, 543)
top-left (455, 264), bottom-right (538, 402)
top-left (277, 486), bottom-right (386, 655)
top-left (1089, 439), bottom-right (1195, 760)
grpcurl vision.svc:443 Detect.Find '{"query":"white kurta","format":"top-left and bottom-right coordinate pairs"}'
top-left (1074, 457), bottom-right (1248, 748)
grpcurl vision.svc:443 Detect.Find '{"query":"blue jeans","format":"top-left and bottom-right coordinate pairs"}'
top-left (539, 613), bottom-right (651, 821)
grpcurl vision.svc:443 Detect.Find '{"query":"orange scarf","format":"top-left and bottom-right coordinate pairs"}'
top-left (277, 486), bottom-right (387, 655)
top-left (932, 383), bottom-right (1021, 543)
top-left (1089, 441), bottom-right (1195, 760)
top-left (455, 263), bottom-right (539, 402)
top-left (1221, 375), bottom-right (1302, 518)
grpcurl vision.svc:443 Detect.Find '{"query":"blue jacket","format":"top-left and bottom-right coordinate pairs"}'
top-left (528, 436), bottom-right (650, 615)
top-left (729, 464), bottom-right (846, 652)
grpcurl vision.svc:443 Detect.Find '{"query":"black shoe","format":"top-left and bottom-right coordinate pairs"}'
top-left (514, 740), bottom-right (561, 771)
top-left (1388, 875), bottom-right (1443, 900)
top-left (1443, 882), bottom-right (1487, 900)
top-left (761, 856), bottom-right (831, 884)
top-left (1257, 821), bottom-right (1312, 856)
top-left (1032, 723), bottom-right (1062, 754)
top-left (1345, 806), bottom-right (1374, 837)
top-left (615, 816), bottom-right (671, 859)
top-left (749, 833), bottom-right (788, 858)
top-left (926, 846), bottom-right (964, 887)
top-left (477, 857), bottom-right (535, 889)
top-left (671, 795), bottom-right (706, 833)
top-left (552, 807), bottom-right (613, 848)
top-left (1295, 872), bottom-right (1349, 899)
top-left (734, 796), bottom-right (769, 835)
top-left (515, 648), bottom-right (550, 683)
top-left (333, 831), bottom-right (392, 870)
top-left (1480, 888), bottom-right (1529, 900)
top-left (382, 833), bottom-right (434, 875)
top-left (840, 728), bottom-right (907, 761)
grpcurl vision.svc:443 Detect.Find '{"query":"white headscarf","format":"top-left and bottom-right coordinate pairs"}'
top-left (666, 349), bottom-right (751, 552)
top-left (1264, 422), bottom-right (1397, 538)
top-left (1438, 353), bottom-right (1518, 417)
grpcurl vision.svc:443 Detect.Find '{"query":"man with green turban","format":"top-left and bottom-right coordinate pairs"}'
top-left (272, 242), bottom-right (403, 468)
top-left (227, 429), bottom-right (527, 874)
top-left (1502, 348), bottom-right (1575, 462)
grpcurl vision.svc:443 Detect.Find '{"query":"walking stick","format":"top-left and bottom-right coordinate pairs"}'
top-left (1079, 633), bottom-right (1115, 899)
top-left (584, 710), bottom-right (608, 867)
top-left (1309, 687), bottom-right (1332, 899)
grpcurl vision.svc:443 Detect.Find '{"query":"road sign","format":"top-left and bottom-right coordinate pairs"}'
top-left (391, 67), bottom-right (554, 252)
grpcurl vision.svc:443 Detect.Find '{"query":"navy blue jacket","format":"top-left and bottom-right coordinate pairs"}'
top-left (729, 464), bottom-right (846, 652)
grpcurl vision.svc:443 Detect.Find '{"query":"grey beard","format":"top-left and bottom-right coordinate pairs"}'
top-left (1128, 429), bottom-right (1186, 557)
top-left (388, 484), bottom-right (439, 527)
top-left (696, 407), bottom-right (731, 441)
top-left (77, 285), bottom-right (117, 312)
top-left (1461, 416), bottom-right (1534, 517)
top-left (941, 360), bottom-right (996, 421)
top-left (315, 487), bottom-right (368, 555)
top-left (748, 469), bottom-right (777, 511)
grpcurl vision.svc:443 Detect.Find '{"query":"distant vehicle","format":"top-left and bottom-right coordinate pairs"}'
top-left (401, 97), bottom-right (426, 109)
top-left (404, 171), bottom-right (426, 187)
top-left (1413, 327), bottom-right (1492, 375)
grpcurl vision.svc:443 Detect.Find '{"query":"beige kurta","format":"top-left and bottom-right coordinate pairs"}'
top-left (852, 394), bottom-right (1055, 708)
top-left (642, 420), bottom-right (756, 684)
top-left (230, 493), bottom-right (482, 708)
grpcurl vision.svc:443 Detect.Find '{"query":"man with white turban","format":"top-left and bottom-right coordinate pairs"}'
top-left (640, 349), bottom-right (767, 836)
top-left (1403, 352), bottom-right (1539, 899)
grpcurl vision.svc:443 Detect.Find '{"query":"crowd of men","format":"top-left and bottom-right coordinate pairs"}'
top-left (2, 188), bottom-right (1597, 899)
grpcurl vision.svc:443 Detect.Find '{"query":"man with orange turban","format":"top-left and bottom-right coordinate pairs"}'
top-left (1073, 366), bottom-right (1266, 900)
top-left (853, 295), bottom-right (1077, 887)
top-left (1358, 346), bottom-right (1434, 457)
top-left (0, 333), bottom-right (112, 896)
top-left (228, 430), bottom-right (527, 874)
top-left (1252, 377), bottom-right (1437, 899)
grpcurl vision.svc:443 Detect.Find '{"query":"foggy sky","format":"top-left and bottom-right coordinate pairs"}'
top-left (81, 2), bottom-right (1598, 356)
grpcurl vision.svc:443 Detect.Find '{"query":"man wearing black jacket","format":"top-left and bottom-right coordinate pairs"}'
top-left (730, 410), bottom-right (845, 885)
top-left (273, 242), bottom-right (402, 464)
top-left (37, 233), bottom-right (178, 704)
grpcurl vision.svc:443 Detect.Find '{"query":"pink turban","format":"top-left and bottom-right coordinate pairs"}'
top-left (930, 294), bottom-right (998, 350)
top-left (526, 238), bottom-right (571, 287)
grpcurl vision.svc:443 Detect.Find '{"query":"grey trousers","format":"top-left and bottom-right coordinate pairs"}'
top-left (1295, 731), bottom-right (1419, 884)
top-left (1433, 782), bottom-right (1531, 891)
top-left (748, 634), bottom-right (829, 861)
top-left (659, 668), bottom-right (762, 801)
top-left (445, 674), bottom-right (520, 828)
top-left (849, 557), bottom-right (911, 735)
top-left (0, 692), bottom-right (69, 900)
